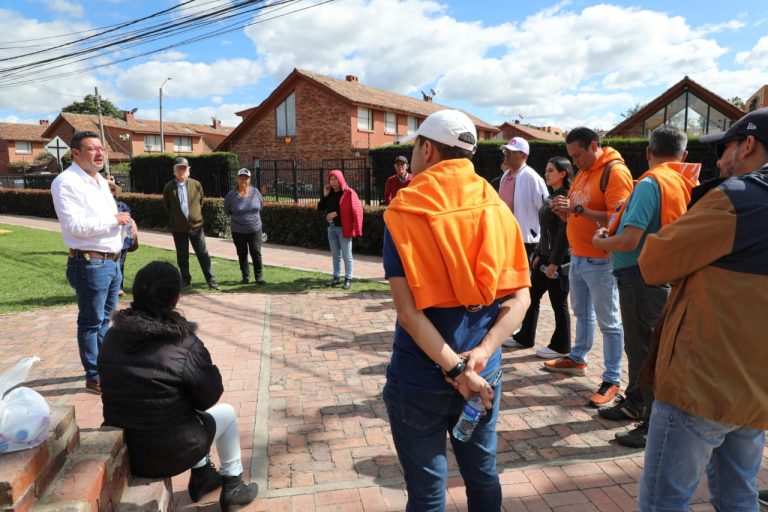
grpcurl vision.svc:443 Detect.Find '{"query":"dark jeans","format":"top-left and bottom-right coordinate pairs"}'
top-left (172, 229), bottom-right (215, 284)
top-left (514, 259), bottom-right (571, 353)
top-left (119, 249), bottom-right (128, 290)
top-left (383, 375), bottom-right (502, 512)
top-left (232, 230), bottom-right (263, 280)
top-left (616, 270), bottom-right (669, 420)
top-left (66, 256), bottom-right (121, 381)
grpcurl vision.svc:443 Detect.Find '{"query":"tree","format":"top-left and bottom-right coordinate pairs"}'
top-left (62, 94), bottom-right (124, 118)
top-left (729, 96), bottom-right (745, 110)
top-left (620, 103), bottom-right (646, 119)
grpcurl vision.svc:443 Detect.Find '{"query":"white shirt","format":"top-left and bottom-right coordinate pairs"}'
top-left (51, 162), bottom-right (122, 253)
top-left (499, 164), bottom-right (548, 244)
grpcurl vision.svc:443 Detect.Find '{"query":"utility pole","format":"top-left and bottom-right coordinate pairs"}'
top-left (159, 78), bottom-right (172, 153)
top-left (94, 87), bottom-right (111, 178)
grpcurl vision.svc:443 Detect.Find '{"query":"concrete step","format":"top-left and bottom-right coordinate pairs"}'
top-left (0, 406), bottom-right (79, 511)
top-left (32, 428), bottom-right (130, 512)
top-left (115, 477), bottom-right (173, 512)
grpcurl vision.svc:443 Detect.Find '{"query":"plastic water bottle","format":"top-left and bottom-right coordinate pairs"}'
top-left (122, 221), bottom-right (133, 245)
top-left (452, 395), bottom-right (485, 442)
top-left (540, 264), bottom-right (559, 279)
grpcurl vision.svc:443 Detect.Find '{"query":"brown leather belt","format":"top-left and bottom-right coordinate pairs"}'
top-left (69, 249), bottom-right (120, 261)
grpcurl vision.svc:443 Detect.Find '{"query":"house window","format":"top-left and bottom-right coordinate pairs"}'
top-left (173, 136), bottom-right (192, 152)
top-left (385, 112), bottom-right (397, 134)
top-left (14, 141), bottom-right (32, 154)
top-left (276, 92), bottom-right (296, 137)
top-left (407, 116), bottom-right (418, 135)
top-left (358, 107), bottom-right (373, 131)
top-left (144, 135), bottom-right (162, 152)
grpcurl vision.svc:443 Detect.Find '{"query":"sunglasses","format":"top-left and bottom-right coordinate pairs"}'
top-left (715, 138), bottom-right (745, 159)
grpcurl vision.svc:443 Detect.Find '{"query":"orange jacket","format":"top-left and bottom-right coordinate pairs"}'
top-left (608, 161), bottom-right (700, 236)
top-left (567, 147), bottom-right (633, 257)
top-left (384, 158), bottom-right (530, 310)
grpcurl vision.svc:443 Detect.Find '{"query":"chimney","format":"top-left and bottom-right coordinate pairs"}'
top-left (123, 110), bottom-right (135, 122)
top-left (546, 127), bottom-right (551, 133)
top-left (345, 75), bottom-right (358, 82)
top-left (424, 96), bottom-right (432, 102)
top-left (39, 119), bottom-right (49, 126)
top-left (514, 119), bottom-right (520, 124)
top-left (211, 117), bottom-right (222, 129)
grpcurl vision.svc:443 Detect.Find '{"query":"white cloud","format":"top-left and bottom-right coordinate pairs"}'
top-left (155, 51), bottom-right (189, 61)
top-left (211, 96), bottom-right (223, 104)
top-left (140, 103), bottom-right (249, 127)
top-left (244, 0), bottom-right (737, 128)
top-left (114, 59), bottom-right (264, 100)
top-left (736, 35), bottom-right (768, 67)
top-left (36, 0), bottom-right (84, 18)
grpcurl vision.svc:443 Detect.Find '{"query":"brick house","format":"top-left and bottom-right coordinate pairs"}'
top-left (216, 68), bottom-right (498, 168)
top-left (497, 121), bottom-right (565, 142)
top-left (606, 76), bottom-right (744, 138)
top-left (41, 112), bottom-right (233, 164)
top-left (0, 121), bottom-right (50, 174)
top-left (745, 85), bottom-right (768, 112)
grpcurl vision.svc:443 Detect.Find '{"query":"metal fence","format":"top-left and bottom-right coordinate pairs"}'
top-left (0, 172), bottom-right (132, 192)
top-left (252, 158), bottom-right (382, 205)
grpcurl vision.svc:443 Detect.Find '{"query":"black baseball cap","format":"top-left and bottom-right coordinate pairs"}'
top-left (701, 107), bottom-right (768, 146)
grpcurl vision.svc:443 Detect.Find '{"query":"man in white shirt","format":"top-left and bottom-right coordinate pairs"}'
top-left (51, 131), bottom-right (135, 394)
top-left (495, 137), bottom-right (548, 256)
top-left (494, 138), bottom-right (548, 349)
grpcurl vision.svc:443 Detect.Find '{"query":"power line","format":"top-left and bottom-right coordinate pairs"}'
top-left (0, 0), bottom-right (335, 88)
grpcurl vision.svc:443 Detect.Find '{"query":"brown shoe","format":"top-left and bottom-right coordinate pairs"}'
top-left (588, 381), bottom-right (619, 407)
top-left (543, 356), bottom-right (587, 376)
top-left (85, 379), bottom-right (102, 395)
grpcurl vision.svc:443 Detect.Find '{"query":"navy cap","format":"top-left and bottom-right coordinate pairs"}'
top-left (700, 107), bottom-right (768, 145)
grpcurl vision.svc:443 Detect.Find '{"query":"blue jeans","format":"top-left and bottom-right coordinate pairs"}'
top-left (568, 255), bottom-right (623, 385)
top-left (66, 256), bottom-right (121, 381)
top-left (383, 375), bottom-right (502, 512)
top-left (639, 400), bottom-right (764, 511)
top-left (327, 225), bottom-right (353, 279)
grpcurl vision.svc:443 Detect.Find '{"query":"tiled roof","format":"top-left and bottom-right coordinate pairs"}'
top-left (49, 113), bottom-right (233, 138)
top-left (0, 122), bottom-right (47, 142)
top-left (297, 69), bottom-right (497, 130)
top-left (498, 122), bottom-right (565, 142)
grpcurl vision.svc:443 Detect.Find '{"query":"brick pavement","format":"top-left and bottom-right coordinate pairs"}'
top-left (1, 215), bottom-right (767, 511)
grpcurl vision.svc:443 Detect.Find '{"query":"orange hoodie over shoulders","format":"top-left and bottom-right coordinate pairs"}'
top-left (384, 158), bottom-right (530, 311)
top-left (608, 161), bottom-right (700, 235)
top-left (567, 147), bottom-right (633, 258)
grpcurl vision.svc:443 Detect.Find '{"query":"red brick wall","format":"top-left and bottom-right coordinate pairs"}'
top-left (229, 80), bottom-right (357, 168)
top-left (0, 141), bottom-right (48, 174)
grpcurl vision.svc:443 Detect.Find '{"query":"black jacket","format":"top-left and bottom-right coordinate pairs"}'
top-left (535, 186), bottom-right (570, 267)
top-left (98, 309), bottom-right (223, 478)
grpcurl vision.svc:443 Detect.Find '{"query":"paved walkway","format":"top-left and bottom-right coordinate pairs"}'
top-left (1, 214), bottom-right (766, 511)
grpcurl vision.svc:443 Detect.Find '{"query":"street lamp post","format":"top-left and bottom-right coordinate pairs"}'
top-left (159, 77), bottom-right (172, 153)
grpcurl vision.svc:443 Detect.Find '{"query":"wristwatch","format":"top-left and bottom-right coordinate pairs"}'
top-left (445, 358), bottom-right (467, 379)
top-left (573, 204), bottom-right (585, 215)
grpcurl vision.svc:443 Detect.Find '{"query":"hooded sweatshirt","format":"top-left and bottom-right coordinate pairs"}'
top-left (567, 147), bottom-right (634, 258)
top-left (318, 170), bottom-right (364, 238)
top-left (384, 158), bottom-right (530, 310)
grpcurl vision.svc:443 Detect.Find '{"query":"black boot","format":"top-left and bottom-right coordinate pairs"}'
top-left (220, 474), bottom-right (258, 511)
top-left (188, 457), bottom-right (221, 502)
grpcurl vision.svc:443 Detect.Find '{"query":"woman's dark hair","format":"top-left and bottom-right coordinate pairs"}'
top-left (131, 261), bottom-right (190, 336)
top-left (547, 156), bottom-right (574, 189)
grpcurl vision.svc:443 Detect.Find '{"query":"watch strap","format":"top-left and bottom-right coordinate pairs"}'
top-left (445, 358), bottom-right (466, 379)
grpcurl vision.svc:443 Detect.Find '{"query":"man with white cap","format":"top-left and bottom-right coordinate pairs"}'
top-left (495, 137), bottom-right (548, 256)
top-left (636, 108), bottom-right (768, 511)
top-left (494, 137), bottom-right (548, 349)
top-left (382, 109), bottom-right (531, 511)
top-left (162, 156), bottom-right (218, 290)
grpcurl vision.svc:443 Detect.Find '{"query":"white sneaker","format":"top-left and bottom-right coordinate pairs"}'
top-left (502, 338), bottom-right (527, 348)
top-left (536, 347), bottom-right (566, 359)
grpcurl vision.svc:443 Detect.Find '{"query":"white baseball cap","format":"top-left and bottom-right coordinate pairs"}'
top-left (500, 137), bottom-right (530, 155)
top-left (402, 109), bottom-right (477, 152)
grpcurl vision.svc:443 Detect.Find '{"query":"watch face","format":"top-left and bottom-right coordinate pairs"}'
top-left (574, 204), bottom-right (584, 214)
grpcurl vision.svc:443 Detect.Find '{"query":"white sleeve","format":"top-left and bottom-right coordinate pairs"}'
top-left (52, 177), bottom-right (118, 239)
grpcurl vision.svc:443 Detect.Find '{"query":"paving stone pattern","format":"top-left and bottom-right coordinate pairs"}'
top-left (1, 214), bottom-right (767, 511)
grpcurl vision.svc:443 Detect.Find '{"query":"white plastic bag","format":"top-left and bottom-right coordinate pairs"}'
top-left (0, 357), bottom-right (51, 453)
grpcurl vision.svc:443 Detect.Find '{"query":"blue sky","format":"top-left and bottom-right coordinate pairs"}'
top-left (0, 0), bottom-right (766, 132)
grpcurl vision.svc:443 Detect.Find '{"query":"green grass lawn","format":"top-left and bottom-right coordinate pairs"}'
top-left (0, 223), bottom-right (389, 314)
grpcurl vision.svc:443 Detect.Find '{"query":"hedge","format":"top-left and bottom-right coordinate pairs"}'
top-left (0, 189), bottom-right (388, 256)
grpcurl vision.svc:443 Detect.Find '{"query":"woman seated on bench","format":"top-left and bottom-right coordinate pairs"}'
top-left (98, 260), bottom-right (257, 511)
